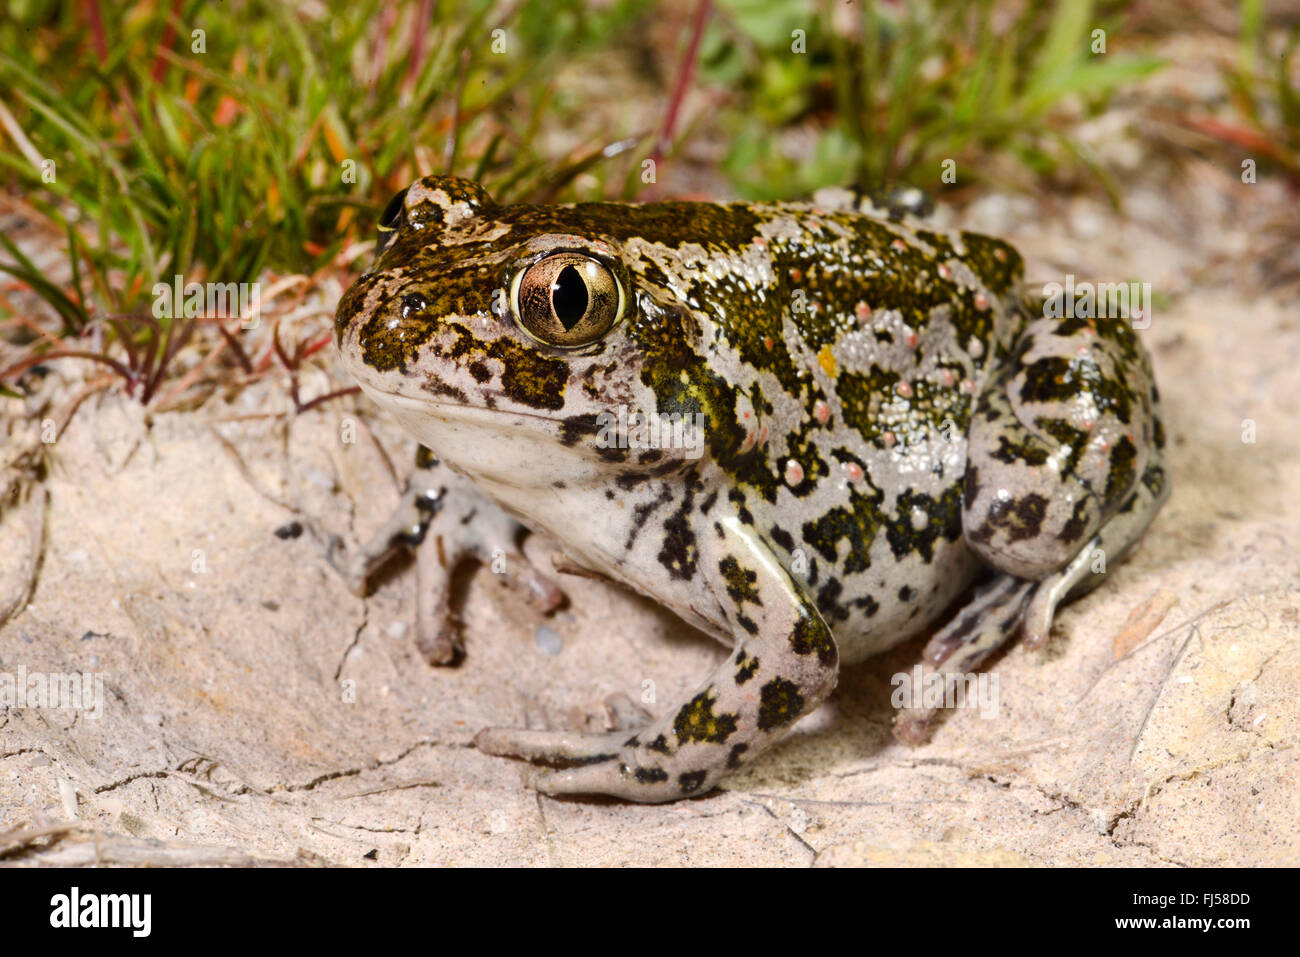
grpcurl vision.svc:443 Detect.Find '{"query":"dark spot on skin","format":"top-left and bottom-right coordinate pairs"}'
top-left (698, 489), bottom-right (719, 515)
top-left (570, 753), bottom-right (617, 767)
top-left (421, 376), bottom-right (468, 403)
top-left (1035, 417), bottom-right (1090, 476)
top-left (993, 432), bottom-right (1049, 466)
top-left (982, 492), bottom-right (1048, 543)
top-left (1105, 434), bottom-right (1138, 505)
top-left (758, 678), bottom-right (805, 731)
top-left (728, 488), bottom-right (753, 526)
top-left (468, 360), bottom-right (491, 383)
top-left (801, 481), bottom-right (886, 575)
top-left (657, 473), bottom-right (699, 580)
top-left (1142, 465), bottom-right (1167, 500)
top-left (646, 734), bottom-right (671, 754)
top-left (726, 744), bottom-right (749, 769)
top-left (1057, 498), bottom-right (1092, 543)
top-left (717, 555), bottom-right (762, 607)
top-left (790, 609), bottom-right (837, 665)
top-left (734, 651), bottom-right (760, 684)
top-left (735, 613), bottom-right (759, 635)
top-left (899, 585), bottom-right (915, 602)
top-left (679, 770), bottom-right (708, 793)
top-left (560, 413), bottom-right (601, 446)
top-left (816, 577), bottom-right (851, 623)
top-left (634, 766), bottom-right (668, 785)
top-left (856, 592), bottom-right (880, 617)
top-left (963, 464), bottom-right (980, 505)
top-left (483, 335), bottom-right (568, 411)
top-left (673, 690), bottom-right (738, 745)
top-left (769, 525), bottom-right (795, 553)
top-left (1019, 355), bottom-right (1133, 426)
top-left (626, 484), bottom-right (675, 550)
top-left (415, 446), bottom-right (438, 470)
top-left (884, 486), bottom-right (963, 561)
top-left (274, 522), bottom-right (303, 540)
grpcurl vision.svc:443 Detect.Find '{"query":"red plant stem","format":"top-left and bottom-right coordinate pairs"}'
top-left (654, 0), bottom-right (712, 163)
top-left (296, 385), bottom-right (361, 414)
top-left (81, 0), bottom-right (108, 65)
top-left (151, 0), bottom-right (184, 83)
top-left (406, 0), bottom-right (436, 93)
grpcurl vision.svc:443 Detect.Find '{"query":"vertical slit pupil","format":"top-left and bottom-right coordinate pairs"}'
top-left (552, 265), bottom-right (589, 330)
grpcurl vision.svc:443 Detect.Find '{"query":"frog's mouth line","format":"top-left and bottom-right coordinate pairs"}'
top-left (359, 384), bottom-right (566, 431)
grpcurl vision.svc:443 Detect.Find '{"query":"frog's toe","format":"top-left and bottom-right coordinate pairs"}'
top-left (922, 574), bottom-right (1034, 667)
top-left (894, 574), bottom-right (1034, 745)
top-left (492, 547), bottom-right (565, 614)
top-left (524, 763), bottom-right (655, 801)
top-left (474, 726), bottom-right (630, 764)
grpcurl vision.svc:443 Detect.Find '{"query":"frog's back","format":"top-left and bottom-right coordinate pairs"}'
top-left (600, 193), bottom-right (1032, 661)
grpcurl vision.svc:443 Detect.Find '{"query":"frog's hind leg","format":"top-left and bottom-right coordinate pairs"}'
top-left (328, 449), bottom-right (563, 664)
top-left (894, 459), bottom-right (1168, 743)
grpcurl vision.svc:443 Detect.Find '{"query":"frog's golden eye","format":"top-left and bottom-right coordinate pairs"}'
top-left (512, 253), bottom-right (623, 348)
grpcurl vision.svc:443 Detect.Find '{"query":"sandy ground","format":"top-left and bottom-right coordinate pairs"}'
top-left (2, 40), bottom-right (1298, 866)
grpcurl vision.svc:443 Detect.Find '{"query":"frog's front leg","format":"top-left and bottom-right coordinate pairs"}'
top-left (328, 448), bottom-right (563, 664)
top-left (475, 515), bottom-right (839, 802)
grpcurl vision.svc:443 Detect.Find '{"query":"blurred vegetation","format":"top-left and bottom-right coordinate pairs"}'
top-left (700, 0), bottom-right (1164, 200)
top-left (0, 0), bottom-right (652, 332)
top-left (0, 0), bottom-right (1288, 399)
top-left (1220, 0), bottom-right (1300, 184)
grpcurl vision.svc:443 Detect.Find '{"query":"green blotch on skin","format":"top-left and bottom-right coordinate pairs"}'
top-left (884, 485), bottom-right (964, 562)
top-left (800, 480), bottom-right (886, 576)
top-left (718, 555), bottom-right (762, 607)
top-left (789, 608), bottom-right (836, 665)
top-left (484, 336), bottom-right (568, 411)
top-left (958, 232), bottom-right (1023, 298)
top-left (1105, 434), bottom-right (1138, 504)
top-left (673, 688), bottom-right (739, 746)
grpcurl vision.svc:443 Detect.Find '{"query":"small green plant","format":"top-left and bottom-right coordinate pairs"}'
top-left (699, 0), bottom-right (1165, 200)
top-left (1216, 0), bottom-right (1300, 185)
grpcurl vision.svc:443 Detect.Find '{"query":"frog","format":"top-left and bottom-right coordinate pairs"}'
top-left (331, 174), bottom-right (1168, 803)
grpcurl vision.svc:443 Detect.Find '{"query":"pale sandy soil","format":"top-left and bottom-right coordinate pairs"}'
top-left (1, 29), bottom-right (1297, 866)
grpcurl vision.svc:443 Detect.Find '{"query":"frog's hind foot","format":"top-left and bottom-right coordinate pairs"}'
top-left (894, 461), bottom-right (1168, 744)
top-left (327, 449), bottom-right (563, 665)
top-left (893, 573), bottom-right (1033, 745)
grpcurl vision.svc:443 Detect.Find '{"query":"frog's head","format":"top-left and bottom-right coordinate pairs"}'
top-left (335, 176), bottom-right (716, 488)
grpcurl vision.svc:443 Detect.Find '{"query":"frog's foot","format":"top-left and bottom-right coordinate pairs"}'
top-left (893, 573), bottom-right (1033, 745)
top-left (328, 450), bottom-right (563, 665)
top-left (895, 461), bottom-right (1169, 744)
top-left (475, 516), bottom-right (840, 803)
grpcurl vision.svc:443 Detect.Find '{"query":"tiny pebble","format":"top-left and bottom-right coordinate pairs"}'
top-left (535, 625), bottom-right (564, 656)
